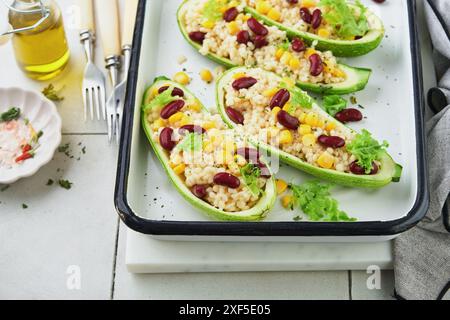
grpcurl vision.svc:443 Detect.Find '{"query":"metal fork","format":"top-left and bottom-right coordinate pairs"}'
top-left (80, 0), bottom-right (106, 121)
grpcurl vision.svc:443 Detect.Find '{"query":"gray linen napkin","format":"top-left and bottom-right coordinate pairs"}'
top-left (393, 0), bottom-right (450, 300)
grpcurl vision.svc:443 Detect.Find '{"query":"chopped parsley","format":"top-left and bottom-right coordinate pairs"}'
top-left (322, 95), bottom-right (347, 116)
top-left (346, 130), bottom-right (389, 174)
top-left (59, 180), bottom-right (73, 190)
top-left (240, 164), bottom-right (263, 197)
top-left (289, 181), bottom-right (357, 222)
top-left (319, 0), bottom-right (369, 39)
top-left (176, 133), bottom-right (203, 152)
top-left (42, 84), bottom-right (65, 102)
top-left (1, 107), bottom-right (21, 122)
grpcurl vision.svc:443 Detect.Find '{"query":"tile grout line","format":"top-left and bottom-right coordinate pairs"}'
top-left (110, 218), bottom-right (121, 300)
top-left (348, 271), bottom-right (353, 300)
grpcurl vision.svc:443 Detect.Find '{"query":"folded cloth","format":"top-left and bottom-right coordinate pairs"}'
top-left (393, 0), bottom-right (450, 300)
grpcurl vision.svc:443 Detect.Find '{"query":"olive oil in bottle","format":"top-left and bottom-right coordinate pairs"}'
top-left (8, 0), bottom-right (70, 80)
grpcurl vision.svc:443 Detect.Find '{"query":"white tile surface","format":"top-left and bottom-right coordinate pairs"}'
top-left (114, 224), bottom-right (350, 300)
top-left (351, 271), bottom-right (395, 300)
top-left (0, 136), bottom-right (118, 300)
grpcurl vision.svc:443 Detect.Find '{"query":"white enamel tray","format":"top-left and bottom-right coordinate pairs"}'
top-left (115, 0), bottom-right (428, 242)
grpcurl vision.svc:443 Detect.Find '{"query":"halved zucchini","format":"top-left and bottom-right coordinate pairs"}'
top-left (216, 67), bottom-right (402, 188)
top-left (177, 0), bottom-right (371, 95)
top-left (244, 2), bottom-right (385, 57)
top-left (142, 77), bottom-right (277, 221)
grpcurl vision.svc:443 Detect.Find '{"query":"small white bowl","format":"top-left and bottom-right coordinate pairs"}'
top-left (0, 87), bottom-right (62, 184)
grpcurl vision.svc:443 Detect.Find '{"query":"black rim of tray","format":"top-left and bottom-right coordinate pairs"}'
top-left (115, 0), bottom-right (430, 237)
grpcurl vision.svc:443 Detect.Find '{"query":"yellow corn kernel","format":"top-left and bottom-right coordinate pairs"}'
top-left (256, 0), bottom-right (271, 14)
top-left (318, 28), bottom-right (330, 38)
top-left (228, 0), bottom-right (240, 8)
top-left (326, 121), bottom-right (337, 131)
top-left (168, 112), bottom-right (184, 125)
top-left (227, 21), bottom-right (240, 35)
top-left (173, 164), bottom-right (186, 175)
top-left (276, 179), bottom-right (288, 195)
top-left (203, 121), bottom-right (217, 130)
top-left (275, 48), bottom-right (285, 60)
top-left (279, 130), bottom-right (294, 145)
top-left (282, 77), bottom-right (295, 88)
top-left (202, 20), bottom-right (215, 29)
top-left (302, 134), bottom-right (317, 147)
top-left (152, 87), bottom-right (160, 96)
top-left (301, 0), bottom-right (317, 8)
top-left (233, 72), bottom-right (247, 80)
top-left (263, 87), bottom-right (279, 97)
top-left (267, 126), bottom-right (280, 139)
top-left (333, 68), bottom-right (346, 78)
top-left (316, 118), bottom-right (326, 129)
top-left (305, 48), bottom-right (316, 59)
top-left (298, 112), bottom-right (307, 124)
top-left (282, 103), bottom-right (293, 113)
top-left (305, 113), bottom-right (319, 127)
top-left (153, 118), bottom-right (166, 131)
top-left (179, 115), bottom-right (192, 127)
top-left (267, 8), bottom-right (281, 21)
top-left (289, 57), bottom-right (301, 70)
top-left (200, 69), bottom-right (214, 83)
top-left (299, 124), bottom-right (312, 135)
top-left (203, 141), bottom-right (214, 153)
top-left (280, 51), bottom-right (292, 65)
top-left (317, 152), bottom-right (335, 169)
top-left (173, 72), bottom-right (190, 85)
top-left (189, 100), bottom-right (202, 112)
top-left (269, 107), bottom-right (280, 118)
top-left (281, 195), bottom-right (293, 209)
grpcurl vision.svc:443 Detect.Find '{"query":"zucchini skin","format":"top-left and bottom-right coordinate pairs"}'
top-left (141, 79), bottom-right (277, 221)
top-left (244, 5), bottom-right (385, 57)
top-left (177, 0), bottom-right (371, 95)
top-left (216, 67), bottom-right (401, 189)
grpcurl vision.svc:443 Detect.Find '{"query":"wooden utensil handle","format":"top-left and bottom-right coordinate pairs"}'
top-left (122, 0), bottom-right (139, 47)
top-left (96, 0), bottom-right (121, 57)
top-left (79, 0), bottom-right (94, 32)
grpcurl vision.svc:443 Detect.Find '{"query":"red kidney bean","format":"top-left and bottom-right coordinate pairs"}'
top-left (277, 110), bottom-right (300, 130)
top-left (160, 100), bottom-right (185, 119)
top-left (309, 53), bottom-right (324, 76)
top-left (232, 77), bottom-right (258, 90)
top-left (237, 147), bottom-right (261, 163)
top-left (354, 35), bottom-right (363, 40)
top-left (318, 135), bottom-right (346, 149)
top-left (300, 7), bottom-right (312, 24)
top-left (286, 0), bottom-right (298, 4)
top-left (372, 0), bottom-right (385, 3)
top-left (159, 127), bottom-right (176, 151)
top-left (257, 162), bottom-right (272, 178)
top-left (350, 161), bottom-right (379, 175)
top-left (213, 172), bottom-right (241, 189)
top-left (191, 185), bottom-right (208, 199)
top-left (311, 9), bottom-right (323, 29)
top-left (269, 89), bottom-right (290, 109)
top-left (237, 30), bottom-right (251, 44)
top-left (247, 18), bottom-right (268, 36)
top-left (158, 86), bottom-right (185, 97)
top-left (253, 35), bottom-right (269, 49)
top-left (334, 108), bottom-right (363, 123)
top-left (179, 125), bottom-right (206, 135)
top-left (189, 31), bottom-right (206, 44)
top-left (223, 7), bottom-right (239, 22)
top-left (291, 37), bottom-right (306, 52)
top-left (226, 107), bottom-right (245, 125)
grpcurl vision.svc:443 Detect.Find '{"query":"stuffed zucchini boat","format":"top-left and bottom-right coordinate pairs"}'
top-left (142, 77), bottom-right (277, 221)
top-left (216, 67), bottom-right (402, 188)
top-left (177, 0), bottom-right (371, 94)
top-left (244, 0), bottom-right (385, 57)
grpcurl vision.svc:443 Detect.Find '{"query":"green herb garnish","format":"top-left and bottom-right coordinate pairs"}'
top-left (42, 84), bottom-right (64, 102)
top-left (1, 107), bottom-right (21, 122)
top-left (322, 95), bottom-right (347, 116)
top-left (289, 181), bottom-right (357, 222)
top-left (278, 39), bottom-right (291, 51)
top-left (203, 0), bottom-right (228, 22)
top-left (319, 0), bottom-right (369, 39)
top-left (280, 82), bottom-right (313, 110)
top-left (177, 133), bottom-right (203, 152)
top-left (59, 180), bottom-right (73, 190)
top-left (143, 86), bottom-right (177, 113)
top-left (346, 129), bottom-right (389, 174)
top-left (240, 163), bottom-right (263, 197)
